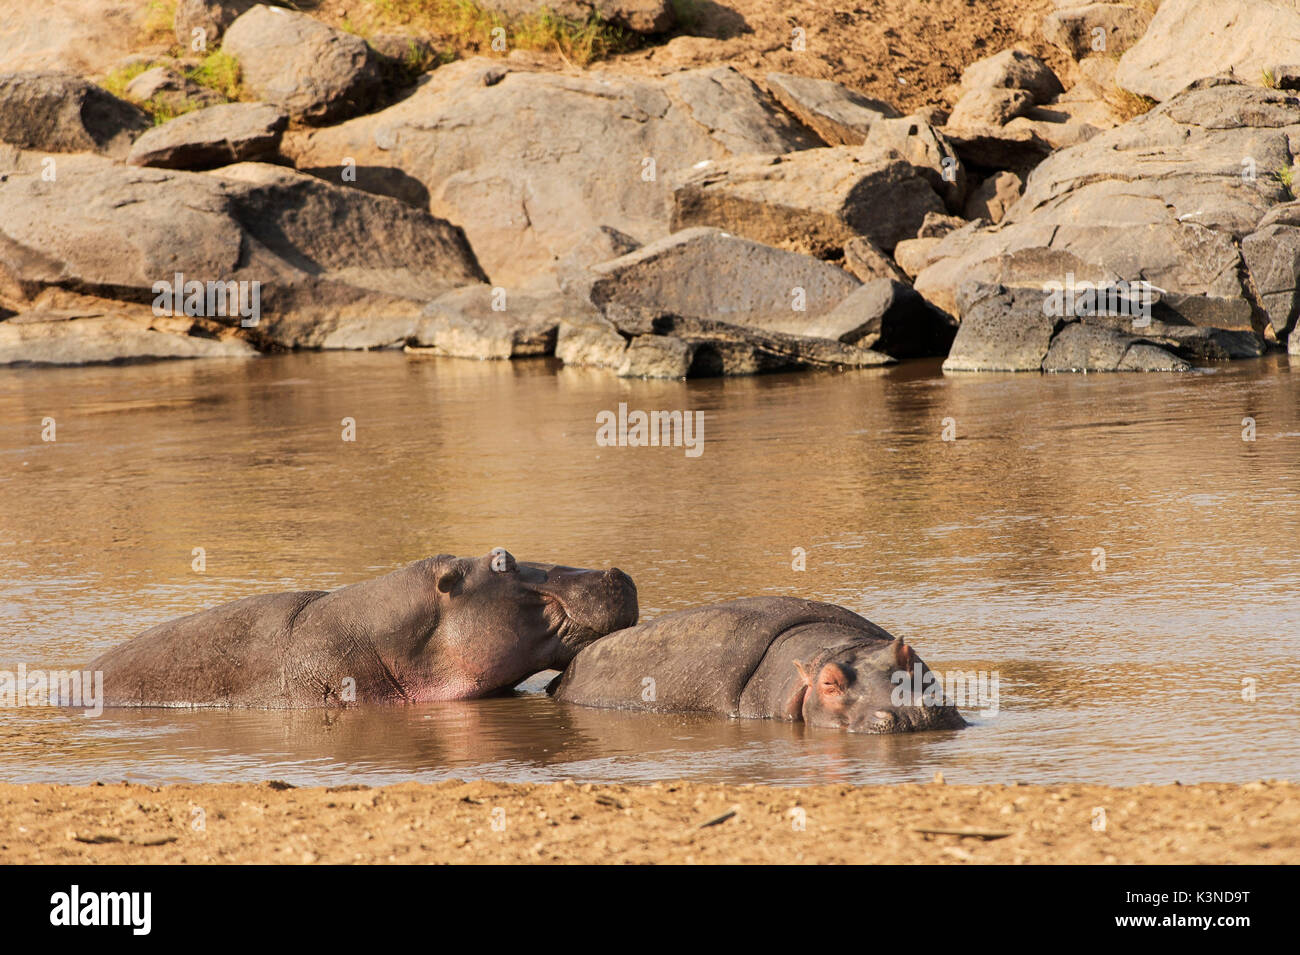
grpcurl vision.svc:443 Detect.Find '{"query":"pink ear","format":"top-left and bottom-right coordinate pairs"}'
top-left (783, 683), bottom-right (808, 721)
top-left (817, 662), bottom-right (848, 697)
top-left (893, 638), bottom-right (915, 674)
top-left (793, 659), bottom-right (814, 687)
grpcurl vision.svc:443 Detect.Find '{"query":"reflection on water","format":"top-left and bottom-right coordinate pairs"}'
top-left (0, 352), bottom-right (1297, 786)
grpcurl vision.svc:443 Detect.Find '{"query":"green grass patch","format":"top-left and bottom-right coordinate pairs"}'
top-left (365, 0), bottom-right (632, 66)
top-left (187, 50), bottom-right (242, 100)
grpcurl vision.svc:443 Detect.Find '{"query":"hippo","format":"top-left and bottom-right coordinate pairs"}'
top-left (88, 548), bottom-right (637, 708)
top-left (550, 596), bottom-right (965, 733)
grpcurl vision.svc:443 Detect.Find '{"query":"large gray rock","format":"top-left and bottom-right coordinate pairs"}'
top-left (862, 114), bottom-right (966, 212)
top-left (173, 0), bottom-right (259, 50)
top-left (1242, 222), bottom-right (1300, 338)
top-left (580, 228), bottom-right (861, 332)
top-left (286, 60), bottom-right (820, 284)
top-left (0, 150), bottom-right (486, 351)
top-left (670, 147), bottom-right (945, 255)
top-left (959, 49), bottom-right (1064, 105)
top-left (127, 102), bottom-right (287, 170)
top-left (1041, 320), bottom-right (1190, 372)
top-left (766, 72), bottom-right (900, 146)
top-left (916, 81), bottom-right (1299, 334)
top-left (482, 0), bottom-right (675, 33)
top-left (1116, 0), bottom-right (1300, 101)
top-left (399, 285), bottom-right (598, 359)
top-left (222, 5), bottom-right (381, 125)
top-left (0, 71), bottom-right (147, 158)
top-left (0, 311), bottom-right (257, 366)
top-left (557, 311), bottom-right (892, 378)
top-left (942, 284), bottom-right (1062, 371)
top-left (946, 87), bottom-right (1035, 130)
top-left (943, 283), bottom-right (1188, 372)
top-left (797, 278), bottom-right (958, 358)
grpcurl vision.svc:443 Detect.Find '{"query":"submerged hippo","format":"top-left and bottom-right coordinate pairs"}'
top-left (89, 548), bottom-right (637, 708)
top-left (551, 597), bottom-right (965, 733)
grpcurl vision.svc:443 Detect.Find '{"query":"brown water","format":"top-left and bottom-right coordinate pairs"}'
top-left (0, 352), bottom-right (1297, 786)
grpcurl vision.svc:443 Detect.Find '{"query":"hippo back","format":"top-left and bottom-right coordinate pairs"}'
top-left (552, 596), bottom-right (888, 716)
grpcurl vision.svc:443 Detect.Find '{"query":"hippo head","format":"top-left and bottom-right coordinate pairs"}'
top-left (788, 638), bottom-right (966, 734)
top-left (427, 548), bottom-right (638, 686)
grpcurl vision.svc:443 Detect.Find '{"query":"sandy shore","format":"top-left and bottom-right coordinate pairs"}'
top-left (1, 779), bottom-right (1295, 864)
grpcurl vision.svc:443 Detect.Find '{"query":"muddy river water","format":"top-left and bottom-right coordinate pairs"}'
top-left (0, 352), bottom-right (1296, 786)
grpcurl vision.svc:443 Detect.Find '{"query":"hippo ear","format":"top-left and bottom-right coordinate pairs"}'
top-left (817, 662), bottom-right (848, 699)
top-left (793, 659), bottom-right (814, 687)
top-left (435, 564), bottom-right (464, 595)
top-left (893, 638), bottom-right (915, 674)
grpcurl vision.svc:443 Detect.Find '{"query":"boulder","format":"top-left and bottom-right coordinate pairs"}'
top-left (766, 72), bottom-right (900, 146)
top-left (222, 5), bottom-right (382, 125)
top-left (964, 170), bottom-right (1022, 222)
top-left (127, 103), bottom-right (287, 169)
top-left (0, 150), bottom-right (486, 351)
top-left (1041, 320), bottom-right (1189, 372)
top-left (401, 285), bottom-right (598, 359)
top-left (670, 147), bottom-right (945, 255)
top-left (0, 71), bottom-right (147, 158)
top-left (1041, 4), bottom-right (1150, 60)
top-left (1241, 222), bottom-right (1300, 338)
top-left (581, 228), bottom-right (861, 333)
top-left (173, 0), bottom-right (259, 50)
top-left (285, 60), bottom-right (819, 284)
top-left (798, 278), bottom-right (958, 358)
top-left (842, 236), bottom-right (908, 283)
top-left (946, 88), bottom-right (1035, 129)
top-left (959, 49), bottom-right (1064, 105)
top-left (1116, 0), bottom-right (1300, 101)
top-left (916, 82), bottom-right (1299, 332)
top-left (557, 310), bottom-right (892, 378)
top-left (942, 284), bottom-right (1062, 371)
top-left (862, 114), bottom-right (966, 211)
top-left (481, 0), bottom-right (675, 33)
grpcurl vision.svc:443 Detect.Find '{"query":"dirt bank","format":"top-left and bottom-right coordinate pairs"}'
top-left (1, 779), bottom-right (1294, 864)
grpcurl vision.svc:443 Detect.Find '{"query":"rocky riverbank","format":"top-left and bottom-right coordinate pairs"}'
top-left (2, 779), bottom-right (1295, 863)
top-left (2, 0), bottom-right (1299, 374)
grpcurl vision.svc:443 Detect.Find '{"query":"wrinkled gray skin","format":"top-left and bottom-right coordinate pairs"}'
top-left (88, 549), bottom-right (638, 708)
top-left (551, 596), bottom-right (965, 733)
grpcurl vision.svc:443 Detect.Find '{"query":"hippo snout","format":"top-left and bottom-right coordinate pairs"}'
top-left (546, 565), bottom-right (638, 653)
top-left (602, 568), bottom-right (639, 631)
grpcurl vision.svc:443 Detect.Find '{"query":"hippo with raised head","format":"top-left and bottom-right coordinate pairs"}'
top-left (89, 548), bottom-right (637, 708)
top-left (551, 597), bottom-right (965, 733)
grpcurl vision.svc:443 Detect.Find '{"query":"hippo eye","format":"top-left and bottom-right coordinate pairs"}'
top-left (489, 548), bottom-right (514, 573)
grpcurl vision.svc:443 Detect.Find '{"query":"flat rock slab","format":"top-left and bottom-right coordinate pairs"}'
top-left (0, 313), bottom-right (257, 366)
top-left (127, 102), bottom-right (288, 170)
top-left (222, 4), bottom-right (381, 125)
top-left (0, 71), bottom-right (148, 158)
top-left (766, 72), bottom-right (900, 146)
top-left (583, 227), bottom-right (861, 332)
top-left (672, 148), bottom-right (944, 255)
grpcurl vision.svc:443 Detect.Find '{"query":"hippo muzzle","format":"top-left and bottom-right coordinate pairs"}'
top-left (519, 561), bottom-right (639, 656)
